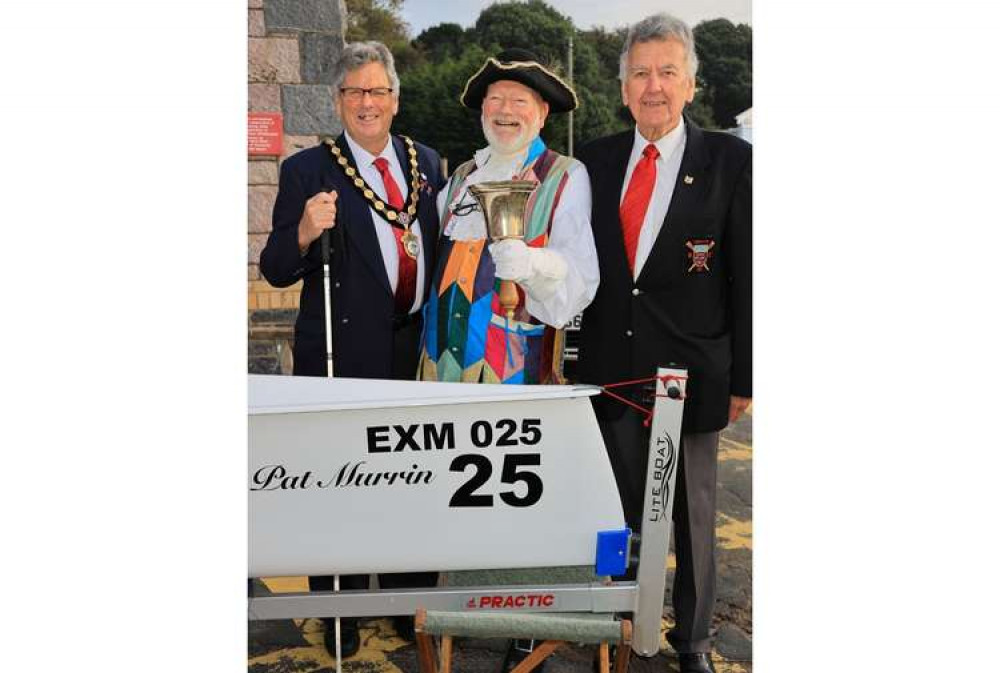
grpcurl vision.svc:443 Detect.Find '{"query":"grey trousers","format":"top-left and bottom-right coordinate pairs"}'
top-left (597, 410), bottom-right (720, 654)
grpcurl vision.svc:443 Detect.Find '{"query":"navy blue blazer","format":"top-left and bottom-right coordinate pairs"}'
top-left (259, 134), bottom-right (445, 378)
top-left (576, 120), bottom-right (751, 433)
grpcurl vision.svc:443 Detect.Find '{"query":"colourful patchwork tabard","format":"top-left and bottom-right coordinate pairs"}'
top-left (418, 149), bottom-right (574, 384)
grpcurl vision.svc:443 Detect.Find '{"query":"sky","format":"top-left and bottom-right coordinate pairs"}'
top-left (399, 0), bottom-right (751, 37)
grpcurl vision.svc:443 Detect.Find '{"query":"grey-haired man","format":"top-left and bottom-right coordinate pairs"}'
top-left (260, 40), bottom-right (445, 658)
top-left (577, 14), bottom-right (752, 673)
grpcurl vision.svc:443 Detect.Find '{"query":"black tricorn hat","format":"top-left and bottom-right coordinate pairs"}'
top-left (460, 48), bottom-right (578, 114)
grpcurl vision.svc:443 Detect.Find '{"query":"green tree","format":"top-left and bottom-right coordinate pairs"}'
top-left (387, 2), bottom-right (751, 163)
top-left (413, 23), bottom-right (472, 63)
top-left (394, 44), bottom-right (489, 168)
top-left (693, 19), bottom-right (752, 128)
top-left (575, 27), bottom-right (631, 144)
top-left (344, 0), bottom-right (422, 69)
top-left (684, 93), bottom-right (716, 129)
top-left (344, 0), bottom-right (409, 44)
top-left (472, 1), bottom-right (573, 66)
top-left (580, 26), bottom-right (627, 80)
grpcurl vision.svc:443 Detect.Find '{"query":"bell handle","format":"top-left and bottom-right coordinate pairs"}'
top-left (499, 279), bottom-right (519, 321)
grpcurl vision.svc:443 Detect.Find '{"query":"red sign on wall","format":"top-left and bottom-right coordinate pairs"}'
top-left (248, 112), bottom-right (283, 156)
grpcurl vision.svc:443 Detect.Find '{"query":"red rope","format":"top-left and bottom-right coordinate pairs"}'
top-left (598, 373), bottom-right (688, 426)
top-left (602, 376), bottom-right (656, 389)
top-left (600, 388), bottom-right (652, 417)
top-left (603, 373), bottom-right (688, 389)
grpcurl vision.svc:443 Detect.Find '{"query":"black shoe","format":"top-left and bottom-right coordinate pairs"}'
top-left (392, 615), bottom-right (416, 641)
top-left (322, 618), bottom-right (360, 659)
top-left (500, 640), bottom-right (547, 673)
top-left (677, 652), bottom-right (716, 673)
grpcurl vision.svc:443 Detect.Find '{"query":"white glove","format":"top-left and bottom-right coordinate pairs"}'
top-left (489, 239), bottom-right (568, 302)
top-left (490, 239), bottom-right (533, 281)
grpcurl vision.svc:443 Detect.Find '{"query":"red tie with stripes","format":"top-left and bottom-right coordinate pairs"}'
top-left (619, 143), bottom-right (659, 275)
top-left (373, 157), bottom-right (416, 313)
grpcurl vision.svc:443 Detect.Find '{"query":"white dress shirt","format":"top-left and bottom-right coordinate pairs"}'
top-left (344, 131), bottom-right (425, 314)
top-left (619, 119), bottom-right (687, 279)
top-left (436, 144), bottom-right (599, 328)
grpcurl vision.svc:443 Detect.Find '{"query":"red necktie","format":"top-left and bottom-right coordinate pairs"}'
top-left (373, 157), bottom-right (416, 313)
top-left (619, 143), bottom-right (659, 275)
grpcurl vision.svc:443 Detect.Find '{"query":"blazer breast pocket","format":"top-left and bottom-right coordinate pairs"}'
top-left (683, 236), bottom-right (719, 274)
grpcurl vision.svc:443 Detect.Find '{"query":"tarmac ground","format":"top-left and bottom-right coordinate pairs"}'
top-left (250, 413), bottom-right (752, 673)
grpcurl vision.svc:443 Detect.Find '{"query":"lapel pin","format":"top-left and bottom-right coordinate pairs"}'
top-left (683, 175), bottom-right (694, 185)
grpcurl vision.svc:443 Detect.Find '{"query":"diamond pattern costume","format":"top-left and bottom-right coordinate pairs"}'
top-left (418, 146), bottom-right (582, 384)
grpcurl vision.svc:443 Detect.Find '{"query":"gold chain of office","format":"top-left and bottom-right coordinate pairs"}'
top-left (323, 135), bottom-right (421, 229)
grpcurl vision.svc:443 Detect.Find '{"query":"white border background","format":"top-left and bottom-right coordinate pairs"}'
top-left (3, 1), bottom-right (999, 671)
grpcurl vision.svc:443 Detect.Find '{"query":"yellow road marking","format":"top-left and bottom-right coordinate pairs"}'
top-left (718, 437), bottom-right (752, 462)
top-left (260, 576), bottom-right (309, 593)
top-left (716, 512), bottom-right (752, 550)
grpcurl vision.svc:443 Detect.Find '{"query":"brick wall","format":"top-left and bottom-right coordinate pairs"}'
top-left (248, 0), bottom-right (345, 373)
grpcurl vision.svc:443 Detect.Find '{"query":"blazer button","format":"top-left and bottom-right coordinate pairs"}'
top-left (625, 329), bottom-right (633, 337)
top-left (341, 318), bottom-right (349, 324)
top-left (632, 288), bottom-right (641, 296)
top-left (334, 281), bottom-right (340, 288)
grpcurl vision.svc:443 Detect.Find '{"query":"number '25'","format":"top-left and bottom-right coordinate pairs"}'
top-left (449, 454), bottom-right (542, 508)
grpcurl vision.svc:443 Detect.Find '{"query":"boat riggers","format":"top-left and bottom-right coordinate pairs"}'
top-left (248, 367), bottom-right (687, 657)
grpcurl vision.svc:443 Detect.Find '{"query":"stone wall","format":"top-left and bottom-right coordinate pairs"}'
top-left (248, 0), bottom-right (346, 374)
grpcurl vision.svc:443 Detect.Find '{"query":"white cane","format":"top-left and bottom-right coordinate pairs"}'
top-left (320, 227), bottom-right (342, 673)
top-left (321, 230), bottom-right (334, 378)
